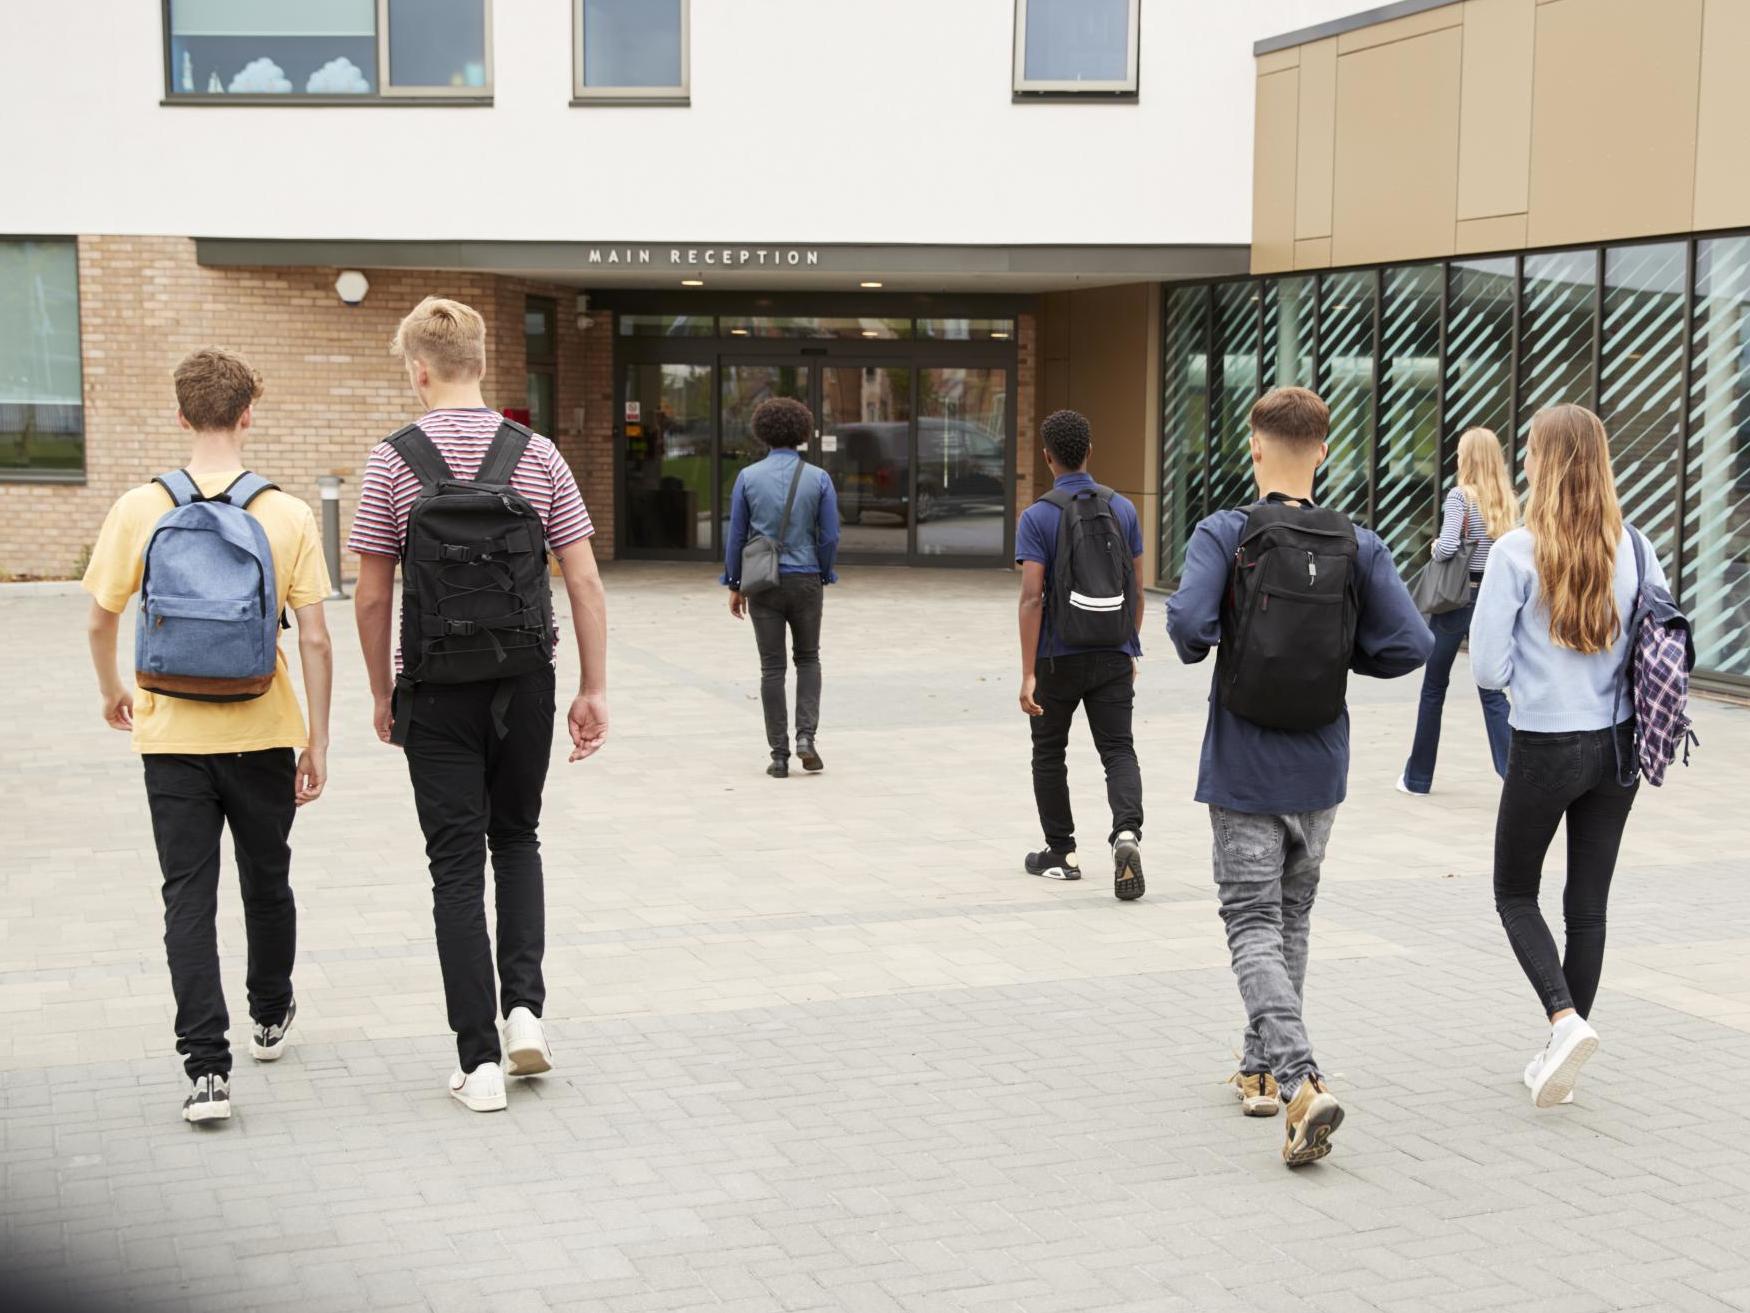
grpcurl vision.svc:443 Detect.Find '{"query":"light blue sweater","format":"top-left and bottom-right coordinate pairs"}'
top-left (1469, 526), bottom-right (1667, 732)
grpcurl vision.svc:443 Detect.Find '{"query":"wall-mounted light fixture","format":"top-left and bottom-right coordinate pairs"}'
top-left (334, 270), bottom-right (369, 306)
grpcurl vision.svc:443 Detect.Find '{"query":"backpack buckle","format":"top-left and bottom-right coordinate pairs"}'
top-left (445, 619), bottom-right (478, 637)
top-left (439, 544), bottom-right (473, 563)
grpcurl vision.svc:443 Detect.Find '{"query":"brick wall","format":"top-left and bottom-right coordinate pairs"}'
top-left (1013, 310), bottom-right (1039, 521)
top-left (0, 236), bottom-right (615, 579)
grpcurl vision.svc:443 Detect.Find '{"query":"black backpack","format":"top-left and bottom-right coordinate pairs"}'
top-left (387, 420), bottom-right (555, 745)
top-left (1039, 483), bottom-right (1136, 651)
top-left (1216, 493), bottom-right (1360, 731)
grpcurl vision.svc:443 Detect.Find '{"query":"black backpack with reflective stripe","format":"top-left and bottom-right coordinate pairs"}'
top-left (1039, 483), bottom-right (1135, 651)
top-left (388, 420), bottom-right (554, 742)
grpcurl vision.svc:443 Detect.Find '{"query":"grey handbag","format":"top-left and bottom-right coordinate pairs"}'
top-left (1409, 501), bottom-right (1474, 616)
top-left (738, 458), bottom-right (807, 597)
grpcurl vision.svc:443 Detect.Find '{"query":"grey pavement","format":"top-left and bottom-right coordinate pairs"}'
top-left (4, 562), bottom-right (1750, 1313)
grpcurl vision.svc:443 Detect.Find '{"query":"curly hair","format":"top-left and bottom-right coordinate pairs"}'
top-left (1041, 410), bottom-right (1092, 469)
top-left (751, 396), bottom-right (813, 450)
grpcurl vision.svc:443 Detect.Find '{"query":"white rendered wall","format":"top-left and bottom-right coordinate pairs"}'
top-left (0, 0), bottom-right (1365, 246)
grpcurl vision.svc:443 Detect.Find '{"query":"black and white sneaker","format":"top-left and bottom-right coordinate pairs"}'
top-left (1113, 831), bottom-right (1145, 901)
top-left (250, 998), bottom-right (296, 1062)
top-left (1024, 849), bottom-right (1081, 881)
top-left (182, 1073), bottom-right (231, 1124)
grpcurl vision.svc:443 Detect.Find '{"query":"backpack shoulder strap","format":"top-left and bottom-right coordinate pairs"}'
top-left (152, 469), bottom-right (201, 507)
top-left (212, 471), bottom-right (279, 509)
top-left (386, 424), bottom-right (453, 491)
top-left (476, 420), bottom-right (533, 487)
top-left (1037, 488), bottom-right (1073, 509)
top-left (1626, 523), bottom-right (1649, 591)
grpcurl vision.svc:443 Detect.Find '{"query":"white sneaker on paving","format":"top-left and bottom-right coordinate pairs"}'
top-left (1523, 1051), bottom-right (1574, 1105)
top-left (1395, 774), bottom-right (1425, 797)
top-left (250, 998), bottom-right (296, 1062)
top-left (503, 1006), bottom-right (552, 1077)
top-left (1529, 1016), bottom-right (1597, 1108)
top-left (182, 1073), bottom-right (231, 1123)
top-left (449, 1062), bottom-right (507, 1112)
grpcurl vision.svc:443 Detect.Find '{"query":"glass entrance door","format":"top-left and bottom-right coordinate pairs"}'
top-left (818, 364), bottom-right (912, 558)
top-left (623, 361), bottom-right (713, 551)
top-left (719, 361), bottom-right (810, 547)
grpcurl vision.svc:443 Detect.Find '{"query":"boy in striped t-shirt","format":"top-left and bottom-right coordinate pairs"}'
top-left (350, 297), bottom-right (609, 1113)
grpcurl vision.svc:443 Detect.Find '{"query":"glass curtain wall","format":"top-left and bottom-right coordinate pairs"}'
top-left (1158, 234), bottom-right (1750, 684)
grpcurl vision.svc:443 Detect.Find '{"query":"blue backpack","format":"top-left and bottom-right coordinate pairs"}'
top-left (135, 469), bottom-right (282, 702)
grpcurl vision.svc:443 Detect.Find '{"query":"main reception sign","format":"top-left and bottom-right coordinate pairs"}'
top-left (585, 246), bottom-right (820, 268)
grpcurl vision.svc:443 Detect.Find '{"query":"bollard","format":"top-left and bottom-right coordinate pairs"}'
top-left (317, 475), bottom-right (346, 600)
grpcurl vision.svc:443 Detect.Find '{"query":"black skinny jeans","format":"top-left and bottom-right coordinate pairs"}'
top-left (749, 573), bottom-right (823, 759)
top-left (143, 749), bottom-right (298, 1079)
top-left (1029, 650), bottom-right (1143, 854)
top-left (1493, 722), bottom-right (1638, 1019)
top-left (403, 666), bottom-right (555, 1072)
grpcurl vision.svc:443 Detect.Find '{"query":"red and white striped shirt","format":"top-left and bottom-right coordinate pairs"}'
top-left (347, 409), bottom-right (593, 560)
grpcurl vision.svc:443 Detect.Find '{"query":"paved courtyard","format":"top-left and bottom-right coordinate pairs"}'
top-left (5, 562), bottom-right (1750, 1313)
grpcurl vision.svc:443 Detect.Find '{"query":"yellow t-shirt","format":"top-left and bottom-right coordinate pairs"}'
top-left (82, 470), bottom-right (329, 754)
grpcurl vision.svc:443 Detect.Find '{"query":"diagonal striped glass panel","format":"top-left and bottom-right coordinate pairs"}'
top-left (1159, 283), bottom-right (1210, 582)
top-left (1600, 242), bottom-right (1685, 568)
top-left (1262, 275), bottom-right (1316, 391)
top-left (1377, 264), bottom-right (1443, 570)
top-left (1208, 280), bottom-right (1262, 518)
top-left (1316, 270), bottom-right (1376, 520)
top-left (1685, 236), bottom-right (1750, 679)
top-left (1518, 250), bottom-right (1597, 478)
top-left (1444, 257), bottom-right (1515, 487)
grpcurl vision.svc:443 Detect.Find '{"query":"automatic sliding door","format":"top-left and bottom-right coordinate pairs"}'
top-left (623, 362), bottom-right (712, 552)
top-left (820, 364), bottom-right (912, 557)
top-left (917, 367), bottom-right (1008, 557)
top-left (720, 362), bottom-right (810, 546)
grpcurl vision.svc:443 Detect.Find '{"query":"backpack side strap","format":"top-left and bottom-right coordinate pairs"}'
top-left (387, 424), bottom-right (454, 491)
top-left (212, 471), bottom-right (279, 508)
top-left (152, 469), bottom-right (202, 507)
top-left (476, 420), bottom-right (533, 487)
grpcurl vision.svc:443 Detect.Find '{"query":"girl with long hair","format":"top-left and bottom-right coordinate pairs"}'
top-left (1397, 427), bottom-right (1517, 794)
top-left (1469, 404), bottom-right (1669, 1108)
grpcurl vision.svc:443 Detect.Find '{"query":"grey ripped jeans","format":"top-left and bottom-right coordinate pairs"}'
top-left (1209, 804), bottom-right (1338, 1096)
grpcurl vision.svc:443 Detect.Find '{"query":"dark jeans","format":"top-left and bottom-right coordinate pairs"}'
top-left (143, 749), bottom-right (298, 1079)
top-left (1029, 650), bottom-right (1143, 853)
top-left (403, 666), bottom-right (554, 1072)
top-left (1403, 595), bottom-right (1512, 792)
top-left (1493, 722), bottom-right (1638, 1019)
top-left (749, 573), bottom-right (823, 759)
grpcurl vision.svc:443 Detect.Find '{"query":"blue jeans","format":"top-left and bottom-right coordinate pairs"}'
top-left (1402, 597), bottom-right (1512, 793)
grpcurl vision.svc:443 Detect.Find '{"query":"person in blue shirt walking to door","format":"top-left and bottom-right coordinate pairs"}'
top-left (1015, 409), bottom-right (1148, 901)
top-left (724, 397), bottom-right (841, 778)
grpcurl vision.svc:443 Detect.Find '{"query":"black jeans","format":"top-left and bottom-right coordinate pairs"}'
top-left (403, 666), bottom-right (555, 1072)
top-left (749, 573), bottom-right (823, 759)
top-left (1493, 722), bottom-right (1638, 1019)
top-left (1029, 650), bottom-right (1143, 853)
top-left (143, 749), bottom-right (298, 1079)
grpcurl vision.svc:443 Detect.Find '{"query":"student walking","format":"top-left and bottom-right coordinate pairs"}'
top-left (1166, 387), bottom-right (1430, 1165)
top-left (1016, 409), bottom-right (1148, 900)
top-left (351, 298), bottom-right (609, 1114)
top-left (1398, 426), bottom-right (1517, 794)
top-left (722, 397), bottom-right (840, 778)
top-left (83, 348), bottom-right (333, 1124)
top-left (1470, 404), bottom-right (1668, 1108)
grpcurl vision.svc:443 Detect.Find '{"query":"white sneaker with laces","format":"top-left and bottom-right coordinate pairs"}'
top-left (503, 1006), bottom-right (553, 1077)
top-left (1523, 1052), bottom-right (1574, 1105)
top-left (449, 1061), bottom-right (507, 1112)
top-left (1529, 1015), bottom-right (1597, 1108)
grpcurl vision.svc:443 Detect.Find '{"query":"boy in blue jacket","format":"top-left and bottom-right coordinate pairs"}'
top-left (1166, 387), bottom-right (1431, 1166)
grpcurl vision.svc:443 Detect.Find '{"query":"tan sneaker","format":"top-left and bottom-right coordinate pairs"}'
top-left (1281, 1077), bottom-right (1344, 1166)
top-left (1229, 1071), bottom-right (1281, 1117)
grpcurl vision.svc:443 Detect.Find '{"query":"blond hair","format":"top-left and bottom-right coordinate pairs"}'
top-left (1525, 405), bottom-right (1623, 655)
top-left (391, 296), bottom-right (486, 381)
top-left (1455, 426), bottom-right (1518, 540)
top-left (174, 347), bottom-right (263, 431)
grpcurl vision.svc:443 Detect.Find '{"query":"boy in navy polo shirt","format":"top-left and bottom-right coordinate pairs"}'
top-left (1166, 387), bottom-right (1430, 1165)
top-left (1015, 410), bottom-right (1147, 900)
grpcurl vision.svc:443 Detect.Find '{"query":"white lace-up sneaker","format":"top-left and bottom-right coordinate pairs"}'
top-left (1528, 1016), bottom-right (1597, 1108)
top-left (1523, 1052), bottom-right (1574, 1105)
top-left (502, 1007), bottom-right (553, 1077)
top-left (182, 1073), bottom-right (231, 1124)
top-left (449, 1061), bottom-right (507, 1112)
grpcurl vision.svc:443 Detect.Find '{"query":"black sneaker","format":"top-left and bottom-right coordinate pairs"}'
top-left (767, 757), bottom-right (789, 778)
top-left (1024, 849), bottom-right (1081, 881)
top-left (182, 1073), bottom-right (231, 1124)
top-left (795, 736), bottom-right (824, 773)
top-left (250, 997), bottom-right (296, 1062)
top-left (1113, 831), bottom-right (1144, 901)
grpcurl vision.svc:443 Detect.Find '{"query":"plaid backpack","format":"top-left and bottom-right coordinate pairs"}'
top-left (1615, 528), bottom-right (1699, 787)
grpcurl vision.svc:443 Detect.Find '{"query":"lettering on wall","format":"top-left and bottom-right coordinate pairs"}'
top-left (584, 247), bottom-right (821, 267)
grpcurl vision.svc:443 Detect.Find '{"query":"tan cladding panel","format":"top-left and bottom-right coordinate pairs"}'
top-left (1332, 28), bottom-right (1463, 266)
top-left (1457, 0), bottom-right (1535, 221)
top-left (1526, 0), bottom-right (1703, 247)
top-left (1695, 0), bottom-right (1750, 231)
top-left (1294, 38), bottom-right (1337, 241)
top-left (1253, 69), bottom-right (1300, 274)
top-left (1336, 3), bottom-right (1462, 52)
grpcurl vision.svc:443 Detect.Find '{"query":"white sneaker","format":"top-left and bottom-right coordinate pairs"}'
top-left (1529, 1016), bottom-right (1597, 1108)
top-left (502, 1006), bottom-right (553, 1077)
top-left (1523, 1052), bottom-right (1574, 1105)
top-left (1396, 774), bottom-right (1426, 797)
top-left (449, 1061), bottom-right (507, 1112)
top-left (182, 1073), bottom-right (231, 1123)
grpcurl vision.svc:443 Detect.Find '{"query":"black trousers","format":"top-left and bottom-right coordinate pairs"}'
top-left (143, 749), bottom-right (298, 1079)
top-left (749, 573), bottom-right (823, 759)
top-left (1029, 650), bottom-right (1144, 854)
top-left (1493, 722), bottom-right (1639, 1019)
top-left (403, 666), bottom-right (555, 1072)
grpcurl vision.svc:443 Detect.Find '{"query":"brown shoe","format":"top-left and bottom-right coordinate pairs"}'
top-left (1281, 1077), bottom-right (1343, 1166)
top-left (1229, 1071), bottom-right (1281, 1117)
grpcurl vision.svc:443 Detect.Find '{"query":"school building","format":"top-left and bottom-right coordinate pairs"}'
top-left (3, 1), bottom-right (1747, 684)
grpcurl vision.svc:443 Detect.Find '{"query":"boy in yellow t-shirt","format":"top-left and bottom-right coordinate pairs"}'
top-left (83, 348), bottom-right (333, 1125)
